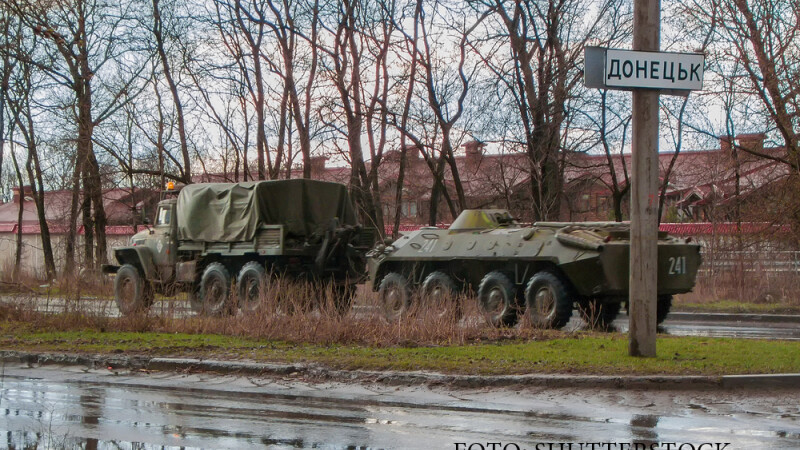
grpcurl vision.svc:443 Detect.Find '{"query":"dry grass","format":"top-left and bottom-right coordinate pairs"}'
top-left (678, 266), bottom-right (800, 311)
top-left (0, 263), bottom-right (113, 300)
top-left (0, 278), bottom-right (551, 348)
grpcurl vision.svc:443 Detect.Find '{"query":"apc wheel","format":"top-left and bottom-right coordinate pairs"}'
top-left (421, 271), bottom-right (462, 320)
top-left (578, 298), bottom-right (621, 330)
top-left (114, 264), bottom-right (153, 316)
top-left (524, 272), bottom-right (573, 329)
top-left (237, 262), bottom-right (267, 312)
top-left (657, 295), bottom-right (673, 324)
top-left (379, 272), bottom-right (411, 321)
top-left (199, 263), bottom-right (232, 316)
top-left (477, 271), bottom-right (518, 327)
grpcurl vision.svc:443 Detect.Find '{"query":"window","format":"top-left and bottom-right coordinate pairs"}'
top-left (597, 195), bottom-right (610, 212)
top-left (401, 200), bottom-right (418, 218)
top-left (580, 194), bottom-right (590, 211)
top-left (156, 206), bottom-right (171, 226)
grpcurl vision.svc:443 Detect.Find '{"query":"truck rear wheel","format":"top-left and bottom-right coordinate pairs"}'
top-left (421, 271), bottom-right (462, 320)
top-left (237, 262), bottom-right (267, 312)
top-left (114, 264), bottom-right (153, 316)
top-left (199, 263), bottom-right (232, 316)
top-left (379, 272), bottom-right (411, 321)
top-left (524, 271), bottom-right (573, 329)
top-left (578, 298), bottom-right (621, 330)
top-left (477, 271), bottom-right (517, 327)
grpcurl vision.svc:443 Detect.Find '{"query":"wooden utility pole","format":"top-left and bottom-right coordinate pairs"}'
top-left (629, 0), bottom-right (661, 357)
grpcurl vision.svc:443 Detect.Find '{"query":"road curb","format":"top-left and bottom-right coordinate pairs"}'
top-left (669, 311), bottom-right (800, 323)
top-left (3, 350), bottom-right (800, 390)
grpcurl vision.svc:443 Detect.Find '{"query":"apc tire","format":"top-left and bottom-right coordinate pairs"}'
top-left (379, 272), bottom-right (411, 321)
top-left (421, 271), bottom-right (462, 320)
top-left (524, 271), bottom-right (573, 329)
top-left (478, 271), bottom-right (518, 327)
top-left (199, 263), bottom-right (232, 316)
top-left (114, 264), bottom-right (153, 316)
top-left (578, 298), bottom-right (621, 330)
top-left (237, 262), bottom-right (267, 312)
top-left (657, 295), bottom-right (673, 324)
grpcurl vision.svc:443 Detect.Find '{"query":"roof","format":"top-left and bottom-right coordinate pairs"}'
top-left (0, 187), bottom-right (159, 230)
top-left (659, 222), bottom-right (792, 235)
top-left (0, 223), bottom-right (137, 235)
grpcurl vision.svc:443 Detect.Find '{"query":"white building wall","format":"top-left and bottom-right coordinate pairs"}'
top-left (0, 232), bottom-right (133, 279)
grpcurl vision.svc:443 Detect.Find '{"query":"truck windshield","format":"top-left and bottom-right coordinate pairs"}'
top-left (155, 206), bottom-right (171, 226)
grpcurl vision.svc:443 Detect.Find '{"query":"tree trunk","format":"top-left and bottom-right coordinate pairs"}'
top-left (10, 148), bottom-right (24, 282)
top-left (152, 0), bottom-right (192, 184)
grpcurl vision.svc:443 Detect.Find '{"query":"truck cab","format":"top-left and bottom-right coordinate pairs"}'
top-left (103, 198), bottom-right (178, 285)
top-left (145, 199), bottom-right (178, 279)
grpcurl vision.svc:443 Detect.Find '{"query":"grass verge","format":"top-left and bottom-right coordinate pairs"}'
top-left (673, 298), bottom-right (800, 314)
top-left (2, 325), bottom-right (799, 376)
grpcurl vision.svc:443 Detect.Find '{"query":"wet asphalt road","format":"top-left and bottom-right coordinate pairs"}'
top-left (1, 365), bottom-right (799, 449)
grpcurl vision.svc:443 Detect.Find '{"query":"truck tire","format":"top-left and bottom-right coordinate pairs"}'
top-left (524, 271), bottom-right (573, 329)
top-left (657, 295), bottom-right (673, 324)
top-left (199, 263), bottom-right (232, 316)
top-left (478, 271), bottom-right (517, 327)
top-left (421, 271), bottom-right (462, 320)
top-left (114, 264), bottom-right (153, 316)
top-left (577, 298), bottom-right (621, 330)
top-left (237, 262), bottom-right (267, 312)
top-left (379, 272), bottom-right (412, 321)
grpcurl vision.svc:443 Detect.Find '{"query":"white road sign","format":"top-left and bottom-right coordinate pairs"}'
top-left (584, 47), bottom-right (705, 93)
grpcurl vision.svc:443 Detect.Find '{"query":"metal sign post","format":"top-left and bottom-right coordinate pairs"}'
top-left (584, 4), bottom-right (704, 358)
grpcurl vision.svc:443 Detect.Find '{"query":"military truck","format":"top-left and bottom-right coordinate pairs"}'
top-left (367, 209), bottom-right (701, 328)
top-left (103, 179), bottom-right (375, 316)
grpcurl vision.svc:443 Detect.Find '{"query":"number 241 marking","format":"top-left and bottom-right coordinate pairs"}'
top-left (668, 256), bottom-right (686, 275)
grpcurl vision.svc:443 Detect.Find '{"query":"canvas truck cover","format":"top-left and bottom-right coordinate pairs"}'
top-left (177, 179), bottom-right (359, 242)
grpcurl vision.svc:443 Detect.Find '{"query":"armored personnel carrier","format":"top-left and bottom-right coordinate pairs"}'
top-left (367, 209), bottom-right (701, 328)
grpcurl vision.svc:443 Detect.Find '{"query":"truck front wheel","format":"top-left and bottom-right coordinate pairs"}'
top-left (114, 264), bottom-right (153, 316)
top-left (199, 263), bottom-right (232, 316)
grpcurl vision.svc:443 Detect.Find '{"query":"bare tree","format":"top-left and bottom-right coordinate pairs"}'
top-left (719, 0), bottom-right (799, 168)
top-left (474, 0), bottom-right (619, 220)
top-left (7, 53), bottom-right (58, 278)
top-left (3, 0), bottom-right (149, 270)
top-left (261, 0), bottom-right (320, 180)
top-left (415, 1), bottom-right (486, 216)
top-left (151, 0), bottom-right (192, 183)
top-left (316, 0), bottom-right (393, 230)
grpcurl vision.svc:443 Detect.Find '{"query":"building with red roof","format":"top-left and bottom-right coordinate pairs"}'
top-left (2, 133), bottom-right (796, 277)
